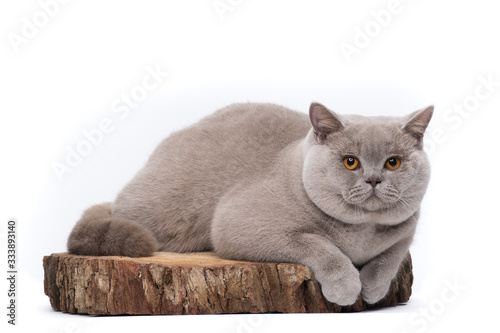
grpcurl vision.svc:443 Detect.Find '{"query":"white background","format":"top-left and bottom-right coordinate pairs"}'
top-left (1, 0), bottom-right (499, 332)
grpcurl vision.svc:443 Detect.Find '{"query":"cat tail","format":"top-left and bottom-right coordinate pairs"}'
top-left (67, 202), bottom-right (158, 257)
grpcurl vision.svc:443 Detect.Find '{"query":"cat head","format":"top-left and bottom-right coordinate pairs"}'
top-left (302, 102), bottom-right (433, 225)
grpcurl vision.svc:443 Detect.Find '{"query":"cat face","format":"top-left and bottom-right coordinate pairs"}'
top-left (302, 103), bottom-right (433, 225)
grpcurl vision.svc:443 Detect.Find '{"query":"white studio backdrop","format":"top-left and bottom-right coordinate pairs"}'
top-left (1, 1), bottom-right (499, 332)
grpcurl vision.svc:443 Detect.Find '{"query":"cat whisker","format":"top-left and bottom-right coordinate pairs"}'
top-left (397, 197), bottom-right (418, 211)
top-left (345, 185), bottom-right (372, 205)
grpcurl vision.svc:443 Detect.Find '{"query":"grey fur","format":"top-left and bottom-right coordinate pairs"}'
top-left (67, 102), bottom-right (433, 305)
top-left (67, 202), bottom-right (158, 257)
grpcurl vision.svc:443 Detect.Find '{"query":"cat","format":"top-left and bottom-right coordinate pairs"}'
top-left (67, 102), bottom-right (433, 306)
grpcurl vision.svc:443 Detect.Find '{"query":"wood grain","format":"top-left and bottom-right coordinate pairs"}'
top-left (43, 251), bottom-right (413, 315)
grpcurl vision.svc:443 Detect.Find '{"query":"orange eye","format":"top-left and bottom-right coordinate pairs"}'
top-left (385, 157), bottom-right (401, 170)
top-left (343, 157), bottom-right (359, 170)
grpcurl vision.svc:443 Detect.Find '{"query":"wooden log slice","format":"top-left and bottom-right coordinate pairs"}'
top-left (43, 251), bottom-right (413, 315)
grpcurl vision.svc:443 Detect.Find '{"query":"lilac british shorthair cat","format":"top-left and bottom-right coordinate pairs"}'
top-left (68, 102), bottom-right (433, 305)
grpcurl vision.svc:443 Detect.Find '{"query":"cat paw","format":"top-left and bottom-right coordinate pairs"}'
top-left (360, 269), bottom-right (392, 304)
top-left (320, 266), bottom-right (362, 306)
top-left (361, 282), bottom-right (391, 304)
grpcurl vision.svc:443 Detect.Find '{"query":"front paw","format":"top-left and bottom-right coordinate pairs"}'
top-left (320, 266), bottom-right (362, 306)
top-left (360, 267), bottom-right (392, 304)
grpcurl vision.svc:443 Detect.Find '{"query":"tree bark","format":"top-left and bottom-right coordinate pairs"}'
top-left (43, 251), bottom-right (413, 315)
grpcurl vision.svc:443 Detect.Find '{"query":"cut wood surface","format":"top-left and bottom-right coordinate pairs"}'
top-left (43, 251), bottom-right (413, 315)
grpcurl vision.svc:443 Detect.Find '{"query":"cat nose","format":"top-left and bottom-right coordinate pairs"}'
top-left (366, 177), bottom-right (381, 188)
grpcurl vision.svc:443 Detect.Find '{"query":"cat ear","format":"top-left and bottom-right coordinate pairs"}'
top-left (402, 105), bottom-right (434, 141)
top-left (309, 102), bottom-right (344, 142)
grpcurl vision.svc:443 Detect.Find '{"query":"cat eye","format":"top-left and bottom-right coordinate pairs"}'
top-left (385, 157), bottom-right (401, 170)
top-left (343, 157), bottom-right (359, 170)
